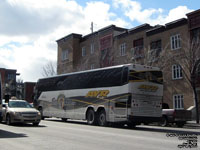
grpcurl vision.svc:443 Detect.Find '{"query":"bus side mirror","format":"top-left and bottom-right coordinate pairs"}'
top-left (2, 104), bottom-right (6, 108)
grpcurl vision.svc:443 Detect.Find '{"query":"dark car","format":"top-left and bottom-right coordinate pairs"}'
top-left (161, 109), bottom-right (192, 127)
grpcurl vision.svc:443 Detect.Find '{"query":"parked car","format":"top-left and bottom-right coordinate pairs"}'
top-left (1, 99), bottom-right (41, 126)
top-left (161, 109), bottom-right (192, 127)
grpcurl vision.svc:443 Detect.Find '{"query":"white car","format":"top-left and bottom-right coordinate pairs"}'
top-left (1, 100), bottom-right (41, 126)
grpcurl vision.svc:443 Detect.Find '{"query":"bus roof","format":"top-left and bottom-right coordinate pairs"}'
top-left (38, 64), bottom-right (160, 81)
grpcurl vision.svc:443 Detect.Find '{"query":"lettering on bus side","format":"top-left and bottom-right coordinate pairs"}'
top-left (86, 90), bottom-right (110, 98)
top-left (138, 85), bottom-right (158, 92)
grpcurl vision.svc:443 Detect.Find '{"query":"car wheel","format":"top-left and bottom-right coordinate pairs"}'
top-left (6, 114), bottom-right (12, 125)
top-left (0, 116), bottom-right (2, 123)
top-left (87, 109), bottom-right (96, 125)
top-left (97, 110), bottom-right (107, 126)
top-left (161, 116), bottom-right (168, 127)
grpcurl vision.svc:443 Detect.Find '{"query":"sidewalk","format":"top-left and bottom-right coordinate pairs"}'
top-left (184, 121), bottom-right (200, 128)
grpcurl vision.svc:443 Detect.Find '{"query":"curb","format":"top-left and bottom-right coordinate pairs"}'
top-left (184, 121), bottom-right (200, 128)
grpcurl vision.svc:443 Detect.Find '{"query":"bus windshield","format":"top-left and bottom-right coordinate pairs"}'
top-left (129, 70), bottom-right (163, 84)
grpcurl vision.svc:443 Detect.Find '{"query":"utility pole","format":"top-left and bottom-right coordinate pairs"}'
top-left (90, 22), bottom-right (93, 33)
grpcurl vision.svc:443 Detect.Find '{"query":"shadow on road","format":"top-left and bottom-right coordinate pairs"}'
top-left (46, 118), bottom-right (200, 135)
top-left (11, 123), bottom-right (47, 128)
top-left (133, 126), bottom-right (200, 135)
top-left (0, 129), bottom-right (28, 138)
top-left (45, 118), bottom-right (87, 125)
top-left (0, 122), bottom-right (47, 128)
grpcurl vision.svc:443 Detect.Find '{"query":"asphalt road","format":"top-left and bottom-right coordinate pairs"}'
top-left (0, 119), bottom-right (200, 150)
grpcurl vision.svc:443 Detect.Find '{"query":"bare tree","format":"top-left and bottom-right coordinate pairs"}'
top-left (42, 61), bottom-right (57, 77)
top-left (178, 39), bottom-right (200, 124)
top-left (16, 78), bottom-right (24, 99)
top-left (17, 78), bottom-right (23, 84)
top-left (146, 38), bottom-right (200, 123)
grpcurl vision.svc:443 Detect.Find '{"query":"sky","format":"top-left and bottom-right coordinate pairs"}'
top-left (0, 0), bottom-right (199, 82)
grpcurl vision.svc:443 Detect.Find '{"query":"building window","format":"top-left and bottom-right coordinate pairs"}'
top-left (91, 64), bottom-right (95, 69)
top-left (197, 64), bottom-right (200, 76)
top-left (132, 38), bottom-right (144, 59)
top-left (7, 74), bottom-right (15, 80)
top-left (82, 47), bottom-right (86, 57)
top-left (170, 34), bottom-right (181, 50)
top-left (173, 94), bottom-right (184, 109)
top-left (191, 28), bottom-right (200, 43)
top-left (99, 34), bottom-right (113, 67)
top-left (172, 64), bottom-right (183, 79)
top-left (62, 49), bottom-right (68, 61)
top-left (120, 43), bottom-right (126, 56)
top-left (149, 40), bottom-right (162, 62)
top-left (90, 43), bottom-right (94, 54)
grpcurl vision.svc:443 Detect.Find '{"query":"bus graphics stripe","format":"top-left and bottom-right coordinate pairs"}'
top-left (43, 93), bottom-right (131, 111)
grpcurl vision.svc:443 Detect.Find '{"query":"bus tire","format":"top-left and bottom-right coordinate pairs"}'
top-left (97, 109), bottom-right (107, 126)
top-left (61, 118), bottom-right (67, 122)
top-left (127, 122), bottom-right (136, 128)
top-left (33, 122), bottom-right (40, 126)
top-left (86, 109), bottom-right (96, 125)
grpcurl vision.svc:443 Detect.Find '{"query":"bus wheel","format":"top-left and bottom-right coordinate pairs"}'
top-left (33, 122), bottom-right (40, 126)
top-left (127, 122), bottom-right (136, 128)
top-left (87, 109), bottom-right (96, 125)
top-left (97, 110), bottom-right (107, 126)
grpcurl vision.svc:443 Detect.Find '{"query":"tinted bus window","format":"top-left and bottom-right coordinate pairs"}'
top-left (129, 70), bottom-right (163, 84)
top-left (122, 67), bottom-right (128, 84)
top-left (37, 67), bottom-right (124, 92)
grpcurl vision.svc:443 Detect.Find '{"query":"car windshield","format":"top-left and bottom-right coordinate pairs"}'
top-left (8, 101), bottom-right (33, 108)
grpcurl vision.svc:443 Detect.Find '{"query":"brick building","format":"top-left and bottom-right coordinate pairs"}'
top-left (24, 82), bottom-right (36, 103)
top-left (0, 68), bottom-right (20, 98)
top-left (56, 9), bottom-right (200, 111)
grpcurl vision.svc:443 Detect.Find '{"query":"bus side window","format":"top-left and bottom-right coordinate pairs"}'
top-left (122, 67), bottom-right (128, 84)
top-left (115, 95), bottom-right (131, 108)
top-left (127, 95), bottom-right (131, 108)
top-left (115, 99), bottom-right (127, 108)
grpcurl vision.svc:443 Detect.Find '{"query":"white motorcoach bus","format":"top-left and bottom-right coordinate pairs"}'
top-left (0, 74), bottom-right (3, 122)
top-left (34, 64), bottom-right (163, 127)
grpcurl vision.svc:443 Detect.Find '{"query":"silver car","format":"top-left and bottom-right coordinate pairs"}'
top-left (1, 100), bottom-right (41, 126)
